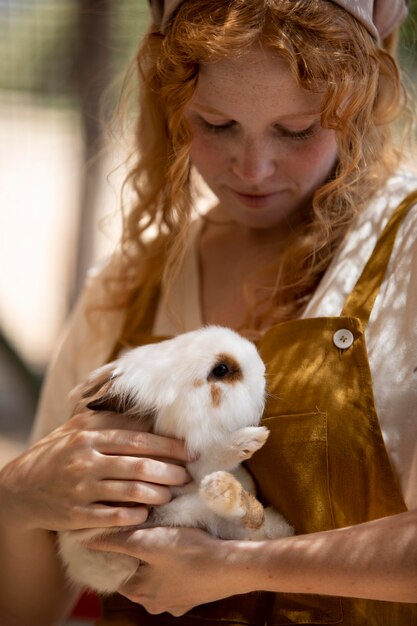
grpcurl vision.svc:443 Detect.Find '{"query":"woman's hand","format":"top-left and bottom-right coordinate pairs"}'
top-left (0, 410), bottom-right (192, 533)
top-left (87, 509), bottom-right (417, 611)
top-left (87, 526), bottom-right (253, 616)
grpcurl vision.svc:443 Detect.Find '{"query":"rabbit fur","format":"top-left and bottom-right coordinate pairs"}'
top-left (58, 326), bottom-right (293, 594)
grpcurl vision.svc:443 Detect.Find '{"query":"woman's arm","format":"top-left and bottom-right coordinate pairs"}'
top-left (0, 524), bottom-right (79, 626)
top-left (252, 508), bottom-right (417, 602)
top-left (87, 508), bottom-right (417, 616)
top-left (0, 410), bottom-right (192, 626)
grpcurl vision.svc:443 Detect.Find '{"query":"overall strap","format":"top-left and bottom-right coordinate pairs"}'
top-left (341, 189), bottom-right (417, 326)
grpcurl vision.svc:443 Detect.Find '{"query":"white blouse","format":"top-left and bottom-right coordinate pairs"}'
top-left (32, 171), bottom-right (417, 510)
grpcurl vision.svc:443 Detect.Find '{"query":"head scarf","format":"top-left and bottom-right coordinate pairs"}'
top-left (148, 0), bottom-right (408, 40)
top-left (332, 0), bottom-right (408, 39)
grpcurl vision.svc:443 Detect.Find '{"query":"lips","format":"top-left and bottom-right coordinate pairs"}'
top-left (229, 188), bottom-right (284, 209)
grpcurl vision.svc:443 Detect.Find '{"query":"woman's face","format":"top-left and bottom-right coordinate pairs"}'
top-left (184, 46), bottom-right (338, 230)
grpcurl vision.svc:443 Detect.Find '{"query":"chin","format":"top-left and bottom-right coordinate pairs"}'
top-left (227, 206), bottom-right (299, 231)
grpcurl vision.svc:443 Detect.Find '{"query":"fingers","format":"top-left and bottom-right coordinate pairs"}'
top-left (69, 411), bottom-right (143, 432)
top-left (37, 412), bottom-right (195, 532)
top-left (87, 526), bottom-right (206, 556)
top-left (93, 479), bottom-right (172, 506)
top-left (67, 411), bottom-right (193, 462)
top-left (68, 503), bottom-right (150, 529)
top-left (98, 455), bottom-right (190, 486)
top-left (64, 454), bottom-right (188, 513)
top-left (94, 429), bottom-right (193, 463)
top-left (87, 527), bottom-right (148, 556)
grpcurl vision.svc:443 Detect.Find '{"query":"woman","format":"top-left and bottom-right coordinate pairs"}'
top-left (1, 1), bottom-right (416, 624)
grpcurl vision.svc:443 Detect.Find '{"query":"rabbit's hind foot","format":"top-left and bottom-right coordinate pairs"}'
top-left (200, 470), bottom-right (265, 530)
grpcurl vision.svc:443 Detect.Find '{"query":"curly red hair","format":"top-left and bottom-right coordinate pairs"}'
top-left (109, 0), bottom-right (410, 336)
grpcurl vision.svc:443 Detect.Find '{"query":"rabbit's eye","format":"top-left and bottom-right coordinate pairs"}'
top-left (210, 363), bottom-right (230, 378)
top-left (207, 353), bottom-right (242, 383)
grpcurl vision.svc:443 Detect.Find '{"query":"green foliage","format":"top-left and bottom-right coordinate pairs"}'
top-left (0, 0), bottom-right (150, 98)
top-left (399, 0), bottom-right (417, 75)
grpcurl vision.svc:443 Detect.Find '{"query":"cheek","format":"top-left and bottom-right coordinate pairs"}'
top-left (189, 133), bottom-right (230, 180)
top-left (316, 132), bottom-right (338, 169)
top-left (292, 132), bottom-right (338, 184)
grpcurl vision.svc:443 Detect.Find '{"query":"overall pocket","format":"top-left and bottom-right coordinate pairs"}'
top-left (246, 412), bottom-right (343, 625)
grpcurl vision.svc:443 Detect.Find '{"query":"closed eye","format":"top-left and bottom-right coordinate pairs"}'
top-left (274, 122), bottom-right (319, 140)
top-left (198, 117), bottom-right (237, 134)
top-left (197, 116), bottom-right (319, 140)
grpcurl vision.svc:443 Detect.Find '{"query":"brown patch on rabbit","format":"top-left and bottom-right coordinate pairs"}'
top-left (210, 384), bottom-right (222, 407)
top-left (240, 491), bottom-right (265, 530)
top-left (207, 353), bottom-right (243, 383)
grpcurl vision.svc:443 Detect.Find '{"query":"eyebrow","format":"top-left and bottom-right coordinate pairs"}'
top-left (190, 102), bottom-right (321, 121)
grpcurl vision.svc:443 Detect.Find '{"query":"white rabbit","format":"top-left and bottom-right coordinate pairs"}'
top-left (58, 326), bottom-right (293, 594)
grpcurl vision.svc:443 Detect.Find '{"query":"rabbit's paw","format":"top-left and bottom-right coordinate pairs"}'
top-left (200, 471), bottom-right (265, 530)
top-left (200, 471), bottom-right (245, 519)
top-left (229, 426), bottom-right (270, 460)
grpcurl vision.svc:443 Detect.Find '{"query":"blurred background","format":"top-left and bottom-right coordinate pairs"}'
top-left (0, 0), bottom-right (150, 464)
top-left (0, 1), bottom-right (415, 622)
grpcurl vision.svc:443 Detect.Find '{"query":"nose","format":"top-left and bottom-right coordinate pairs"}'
top-left (230, 137), bottom-right (276, 184)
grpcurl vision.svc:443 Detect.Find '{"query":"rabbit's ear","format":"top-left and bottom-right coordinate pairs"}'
top-left (86, 377), bottom-right (155, 428)
top-left (86, 381), bottom-right (135, 414)
top-left (79, 365), bottom-right (116, 401)
top-left (85, 372), bottom-right (137, 414)
top-left (70, 363), bottom-right (135, 415)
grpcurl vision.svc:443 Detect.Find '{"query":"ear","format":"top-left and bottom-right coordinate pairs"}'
top-left (70, 363), bottom-right (135, 415)
top-left (86, 378), bottom-right (135, 414)
top-left (79, 365), bottom-right (116, 400)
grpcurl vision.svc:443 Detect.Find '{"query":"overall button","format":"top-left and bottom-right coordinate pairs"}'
top-left (333, 329), bottom-right (354, 349)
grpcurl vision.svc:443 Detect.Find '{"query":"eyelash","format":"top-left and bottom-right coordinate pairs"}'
top-left (279, 125), bottom-right (317, 140)
top-left (198, 118), bottom-right (317, 141)
top-left (198, 119), bottom-right (235, 134)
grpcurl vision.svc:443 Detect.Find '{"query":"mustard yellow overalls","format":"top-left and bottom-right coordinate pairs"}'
top-left (97, 191), bottom-right (417, 625)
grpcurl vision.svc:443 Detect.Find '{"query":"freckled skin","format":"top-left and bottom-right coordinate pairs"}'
top-left (185, 45), bottom-right (338, 231)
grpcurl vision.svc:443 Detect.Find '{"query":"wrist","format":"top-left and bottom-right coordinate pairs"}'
top-left (220, 535), bottom-right (297, 596)
top-left (0, 463), bottom-right (35, 532)
top-left (218, 538), bottom-right (271, 595)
